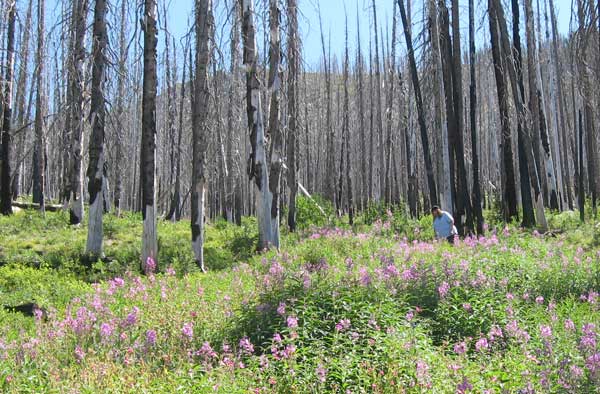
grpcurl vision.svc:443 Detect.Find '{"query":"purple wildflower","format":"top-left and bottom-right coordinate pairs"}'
top-left (453, 341), bottom-right (468, 355)
top-left (100, 322), bottom-right (113, 339)
top-left (239, 337), bottom-right (254, 355)
top-left (540, 325), bottom-right (552, 339)
top-left (438, 281), bottom-right (450, 298)
top-left (182, 322), bottom-right (194, 340)
top-left (316, 364), bottom-right (327, 383)
top-left (475, 337), bottom-right (489, 352)
top-left (146, 329), bottom-right (157, 346)
top-left (287, 316), bottom-right (298, 329)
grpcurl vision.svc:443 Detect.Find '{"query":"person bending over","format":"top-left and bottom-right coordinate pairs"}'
top-left (432, 205), bottom-right (458, 244)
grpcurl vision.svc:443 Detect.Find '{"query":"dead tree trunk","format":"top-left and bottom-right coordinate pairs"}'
top-left (343, 13), bottom-right (354, 225)
top-left (469, 0), bottom-right (484, 234)
top-left (86, 0), bottom-right (108, 256)
top-left (548, 0), bottom-right (573, 209)
top-left (241, 0), bottom-right (275, 250)
top-left (267, 0), bottom-right (283, 248)
top-left (488, 0), bottom-right (518, 222)
top-left (450, 0), bottom-right (473, 234)
top-left (191, 0), bottom-right (213, 270)
top-left (578, 109), bottom-right (585, 221)
top-left (397, 0), bottom-right (438, 207)
top-left (32, 0), bottom-right (47, 212)
top-left (67, 0), bottom-right (89, 225)
top-left (287, 0), bottom-right (299, 231)
top-left (384, 3), bottom-right (398, 204)
top-left (429, 0), bottom-right (452, 212)
top-left (167, 41), bottom-right (188, 222)
top-left (11, 0), bottom-right (33, 200)
top-left (140, 0), bottom-right (159, 268)
top-left (113, 0), bottom-right (128, 216)
top-left (0, 0), bottom-right (16, 215)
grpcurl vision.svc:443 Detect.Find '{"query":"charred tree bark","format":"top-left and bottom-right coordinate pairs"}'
top-left (397, 0), bottom-right (438, 207)
top-left (469, 0), bottom-right (484, 234)
top-left (267, 0), bottom-right (283, 248)
top-left (67, 0), bottom-right (89, 225)
top-left (241, 0), bottom-right (275, 250)
top-left (0, 0), bottom-right (16, 215)
top-left (489, 0), bottom-right (518, 222)
top-left (191, 0), bottom-right (213, 270)
top-left (11, 0), bottom-right (33, 200)
top-left (287, 0), bottom-right (299, 231)
top-left (450, 0), bottom-right (473, 234)
top-left (86, 0), bottom-right (108, 256)
top-left (32, 0), bottom-right (47, 212)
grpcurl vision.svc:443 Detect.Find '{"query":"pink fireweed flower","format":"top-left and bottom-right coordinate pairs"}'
top-left (475, 337), bottom-right (489, 352)
top-left (415, 360), bottom-right (429, 382)
top-left (586, 353), bottom-right (600, 374)
top-left (570, 365), bottom-right (584, 378)
top-left (462, 303), bottom-right (473, 313)
top-left (406, 310), bottom-right (415, 322)
top-left (335, 319), bottom-right (351, 332)
top-left (182, 322), bottom-right (194, 340)
top-left (198, 341), bottom-right (217, 358)
top-left (453, 341), bottom-right (468, 355)
top-left (239, 337), bottom-right (254, 355)
top-left (564, 319), bottom-right (576, 331)
top-left (287, 316), bottom-right (298, 329)
top-left (536, 296), bottom-right (545, 305)
top-left (146, 329), bottom-right (157, 346)
top-left (124, 306), bottom-right (139, 327)
top-left (145, 257), bottom-right (156, 274)
top-left (488, 325), bottom-right (503, 342)
top-left (277, 302), bottom-right (286, 316)
top-left (281, 344), bottom-right (296, 359)
top-left (438, 281), bottom-right (450, 299)
top-left (456, 377), bottom-right (473, 393)
top-left (166, 266), bottom-right (176, 276)
top-left (316, 364), bottom-right (327, 383)
top-left (100, 322), bottom-right (113, 339)
top-left (359, 267), bottom-right (371, 286)
top-left (197, 287), bottom-right (204, 297)
top-left (74, 345), bottom-right (85, 363)
top-left (540, 325), bottom-right (552, 339)
top-left (273, 333), bottom-right (282, 343)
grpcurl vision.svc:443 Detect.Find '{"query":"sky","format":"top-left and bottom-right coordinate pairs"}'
top-left (39, 0), bottom-right (572, 70)
top-left (158, 0), bottom-right (573, 68)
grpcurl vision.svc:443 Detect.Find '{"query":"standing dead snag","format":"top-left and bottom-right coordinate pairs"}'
top-left (396, 0), bottom-right (438, 207)
top-left (469, 0), bottom-right (484, 234)
top-left (86, 0), bottom-right (108, 257)
top-left (286, 0), bottom-right (299, 232)
top-left (1, 0), bottom-right (16, 215)
top-left (267, 0), bottom-right (283, 248)
top-left (342, 11), bottom-right (353, 225)
top-left (191, 0), bottom-right (213, 270)
top-left (114, 0), bottom-right (128, 216)
top-left (140, 0), bottom-right (159, 269)
top-left (241, 0), bottom-right (276, 250)
top-left (67, 0), bottom-right (89, 225)
top-left (32, 0), bottom-right (47, 213)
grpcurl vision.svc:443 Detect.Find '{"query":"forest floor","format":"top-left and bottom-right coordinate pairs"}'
top-left (0, 208), bottom-right (599, 393)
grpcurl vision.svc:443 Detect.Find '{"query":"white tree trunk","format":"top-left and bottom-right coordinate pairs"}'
top-left (241, 0), bottom-right (275, 250)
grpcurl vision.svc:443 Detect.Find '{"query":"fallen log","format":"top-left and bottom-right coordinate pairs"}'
top-left (12, 201), bottom-right (63, 212)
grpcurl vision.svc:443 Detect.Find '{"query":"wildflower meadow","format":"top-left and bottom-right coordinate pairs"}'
top-left (0, 209), bottom-right (599, 393)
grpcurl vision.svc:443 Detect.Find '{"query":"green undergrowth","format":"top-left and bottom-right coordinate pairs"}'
top-left (0, 207), bottom-right (598, 393)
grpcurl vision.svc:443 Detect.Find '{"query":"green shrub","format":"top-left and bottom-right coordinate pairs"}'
top-left (292, 194), bottom-right (333, 230)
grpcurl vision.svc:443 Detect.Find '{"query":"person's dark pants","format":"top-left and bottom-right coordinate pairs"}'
top-left (446, 235), bottom-right (455, 244)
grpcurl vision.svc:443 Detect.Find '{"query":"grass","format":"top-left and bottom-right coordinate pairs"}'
top-left (0, 207), bottom-right (598, 393)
